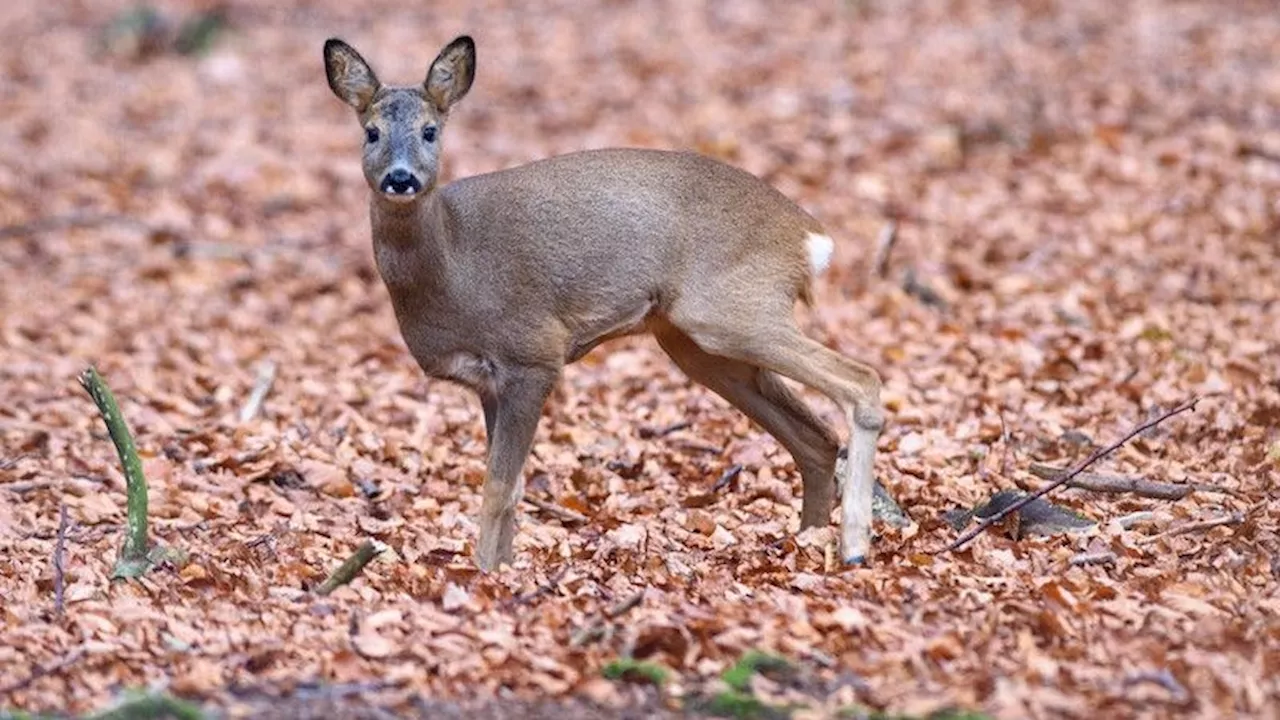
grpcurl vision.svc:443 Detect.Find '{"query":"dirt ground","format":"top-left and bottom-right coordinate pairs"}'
top-left (1, 0), bottom-right (1278, 718)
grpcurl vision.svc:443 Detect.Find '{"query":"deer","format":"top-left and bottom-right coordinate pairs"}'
top-left (323, 35), bottom-right (885, 572)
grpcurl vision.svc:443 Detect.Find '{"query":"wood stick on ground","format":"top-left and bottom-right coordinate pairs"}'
top-left (54, 504), bottom-right (70, 617)
top-left (523, 495), bottom-right (589, 525)
top-left (0, 453), bottom-right (30, 471)
top-left (1069, 550), bottom-right (1117, 567)
top-left (238, 360), bottom-right (277, 424)
top-left (713, 463), bottom-right (743, 492)
top-left (1137, 512), bottom-right (1245, 546)
top-left (1028, 462), bottom-right (1226, 500)
top-left (79, 366), bottom-right (153, 577)
top-left (570, 588), bottom-right (646, 647)
top-left (316, 540), bottom-right (386, 596)
top-left (638, 420), bottom-right (691, 439)
top-left (871, 220), bottom-right (898, 279)
top-left (942, 397), bottom-right (1200, 553)
top-left (3, 479), bottom-right (54, 493)
top-left (0, 212), bottom-right (147, 241)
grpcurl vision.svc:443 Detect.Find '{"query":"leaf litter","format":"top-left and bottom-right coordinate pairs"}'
top-left (1, 0), bottom-right (1278, 717)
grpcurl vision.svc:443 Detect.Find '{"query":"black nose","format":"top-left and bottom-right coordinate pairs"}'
top-left (381, 169), bottom-right (423, 195)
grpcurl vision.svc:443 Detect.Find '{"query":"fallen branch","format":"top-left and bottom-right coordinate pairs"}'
top-left (570, 588), bottom-right (646, 647)
top-left (523, 495), bottom-right (589, 525)
top-left (54, 505), bottom-right (70, 617)
top-left (79, 366), bottom-right (153, 578)
top-left (1137, 512), bottom-right (1244, 546)
top-left (237, 360), bottom-right (277, 424)
top-left (1028, 462), bottom-right (1225, 500)
top-left (870, 220), bottom-right (898, 279)
top-left (942, 398), bottom-right (1199, 553)
top-left (315, 540), bottom-right (386, 596)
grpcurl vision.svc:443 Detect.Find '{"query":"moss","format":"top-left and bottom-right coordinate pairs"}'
top-left (602, 658), bottom-right (669, 688)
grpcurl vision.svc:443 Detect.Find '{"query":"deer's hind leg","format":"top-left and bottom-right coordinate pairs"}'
top-left (665, 295), bottom-right (884, 564)
top-left (652, 323), bottom-right (841, 529)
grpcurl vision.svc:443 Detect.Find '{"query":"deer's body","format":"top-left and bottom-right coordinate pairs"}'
top-left (325, 36), bottom-right (885, 571)
top-left (376, 148), bottom-right (822, 376)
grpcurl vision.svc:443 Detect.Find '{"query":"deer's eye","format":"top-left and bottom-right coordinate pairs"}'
top-left (365, 126), bottom-right (380, 144)
top-left (422, 126), bottom-right (437, 143)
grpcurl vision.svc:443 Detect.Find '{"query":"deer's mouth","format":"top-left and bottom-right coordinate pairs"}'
top-left (380, 169), bottom-right (424, 200)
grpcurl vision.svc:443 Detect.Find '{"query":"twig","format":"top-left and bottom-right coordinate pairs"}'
top-left (1112, 511), bottom-right (1157, 530)
top-left (54, 505), bottom-right (70, 617)
top-left (671, 438), bottom-right (724, 456)
top-left (942, 397), bottom-right (1199, 553)
top-left (902, 267), bottom-right (947, 309)
top-left (1028, 462), bottom-right (1224, 500)
top-left (500, 565), bottom-right (569, 610)
top-left (638, 420), bottom-right (691, 439)
top-left (78, 366), bottom-right (153, 578)
top-left (870, 220), bottom-right (898, 279)
top-left (0, 453), bottom-right (31, 471)
top-left (713, 463), bottom-right (743, 492)
top-left (1137, 512), bottom-right (1244, 546)
top-left (3, 479), bottom-right (54, 493)
top-left (315, 540), bottom-right (386, 596)
top-left (1122, 669), bottom-right (1190, 704)
top-left (0, 212), bottom-right (147, 241)
top-left (570, 588), bottom-right (646, 647)
top-left (1069, 550), bottom-right (1116, 567)
top-left (523, 495), bottom-right (589, 525)
top-left (0, 647), bottom-right (85, 695)
top-left (237, 360), bottom-right (277, 424)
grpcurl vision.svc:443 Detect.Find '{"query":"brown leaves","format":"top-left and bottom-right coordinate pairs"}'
top-left (2, 0), bottom-right (1280, 717)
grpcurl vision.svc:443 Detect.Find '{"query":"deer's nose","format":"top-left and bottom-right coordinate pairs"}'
top-left (381, 168), bottom-right (423, 196)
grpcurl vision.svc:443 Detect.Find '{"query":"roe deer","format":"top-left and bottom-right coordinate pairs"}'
top-left (324, 35), bottom-right (885, 571)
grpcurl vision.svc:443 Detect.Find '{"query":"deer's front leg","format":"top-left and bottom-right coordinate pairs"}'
top-left (474, 365), bottom-right (558, 571)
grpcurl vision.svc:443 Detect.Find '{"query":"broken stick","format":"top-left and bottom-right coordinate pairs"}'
top-left (523, 495), bottom-right (589, 525)
top-left (238, 359), bottom-right (277, 424)
top-left (1137, 512), bottom-right (1244, 545)
top-left (942, 397), bottom-right (1200, 553)
top-left (1028, 462), bottom-right (1225, 500)
top-left (54, 505), bottom-right (69, 617)
top-left (870, 220), bottom-right (898, 279)
top-left (316, 540), bottom-right (386, 596)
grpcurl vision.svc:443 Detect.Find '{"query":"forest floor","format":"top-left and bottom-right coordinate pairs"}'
top-left (1, 0), bottom-right (1278, 718)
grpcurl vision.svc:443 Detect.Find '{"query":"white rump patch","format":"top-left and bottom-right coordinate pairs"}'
top-left (805, 232), bottom-right (835, 276)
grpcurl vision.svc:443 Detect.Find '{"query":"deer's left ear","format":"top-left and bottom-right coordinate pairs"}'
top-left (425, 36), bottom-right (475, 112)
top-left (325, 38), bottom-right (380, 113)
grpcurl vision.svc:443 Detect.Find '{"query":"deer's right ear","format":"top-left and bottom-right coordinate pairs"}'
top-left (324, 39), bottom-right (380, 113)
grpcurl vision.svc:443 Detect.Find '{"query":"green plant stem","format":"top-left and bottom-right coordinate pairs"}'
top-left (79, 367), bottom-right (150, 572)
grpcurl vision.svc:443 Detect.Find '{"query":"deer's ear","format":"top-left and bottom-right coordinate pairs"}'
top-left (324, 39), bottom-right (380, 112)
top-left (425, 36), bottom-right (475, 112)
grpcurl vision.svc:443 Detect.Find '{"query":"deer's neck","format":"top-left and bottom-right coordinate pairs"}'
top-left (369, 192), bottom-right (453, 297)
